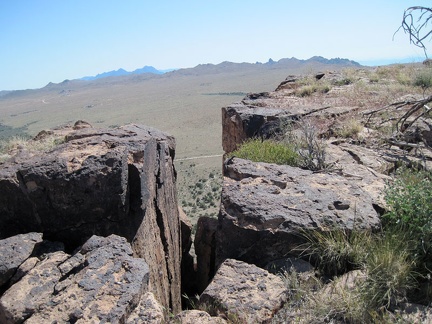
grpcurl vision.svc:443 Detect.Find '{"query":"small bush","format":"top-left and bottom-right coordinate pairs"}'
top-left (413, 69), bottom-right (432, 90)
top-left (230, 139), bottom-right (300, 166)
top-left (383, 167), bottom-right (432, 273)
top-left (335, 119), bottom-right (364, 139)
top-left (295, 119), bottom-right (329, 171)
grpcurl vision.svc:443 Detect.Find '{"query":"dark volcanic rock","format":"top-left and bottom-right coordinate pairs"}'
top-left (0, 232), bottom-right (42, 287)
top-left (0, 251), bottom-right (70, 323)
top-left (199, 259), bottom-right (287, 323)
top-left (195, 216), bottom-right (218, 294)
top-left (216, 158), bottom-right (380, 267)
top-left (179, 207), bottom-right (196, 298)
top-left (222, 103), bottom-right (291, 153)
top-left (0, 123), bottom-right (181, 313)
top-left (0, 234), bottom-right (150, 324)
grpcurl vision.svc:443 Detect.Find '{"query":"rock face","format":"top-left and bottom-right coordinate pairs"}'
top-left (0, 232), bottom-right (42, 287)
top-left (216, 157), bottom-right (380, 268)
top-left (221, 82), bottom-right (355, 154)
top-left (0, 123), bottom-right (181, 313)
top-left (194, 216), bottom-right (218, 294)
top-left (200, 259), bottom-right (287, 323)
top-left (0, 234), bottom-right (150, 324)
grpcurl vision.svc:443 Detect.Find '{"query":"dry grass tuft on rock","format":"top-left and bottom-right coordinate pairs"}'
top-left (229, 138), bottom-right (300, 166)
top-left (0, 134), bottom-right (65, 162)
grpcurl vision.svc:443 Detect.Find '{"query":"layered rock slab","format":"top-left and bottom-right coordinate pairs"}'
top-left (217, 158), bottom-right (380, 267)
top-left (0, 234), bottom-right (149, 324)
top-left (0, 123), bottom-right (181, 313)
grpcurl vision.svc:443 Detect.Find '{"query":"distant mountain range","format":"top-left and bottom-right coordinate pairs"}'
top-left (81, 66), bottom-right (175, 81)
top-left (0, 56), bottom-right (363, 94)
top-left (80, 56), bottom-right (360, 81)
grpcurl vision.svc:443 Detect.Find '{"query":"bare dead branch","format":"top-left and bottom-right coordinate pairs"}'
top-left (396, 94), bottom-right (432, 131)
top-left (396, 6), bottom-right (432, 58)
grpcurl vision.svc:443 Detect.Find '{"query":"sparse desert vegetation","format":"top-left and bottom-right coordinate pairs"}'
top-left (3, 60), bottom-right (432, 322)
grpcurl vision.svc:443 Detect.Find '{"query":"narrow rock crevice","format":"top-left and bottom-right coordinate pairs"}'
top-left (344, 149), bottom-right (363, 165)
top-left (154, 198), bottom-right (172, 310)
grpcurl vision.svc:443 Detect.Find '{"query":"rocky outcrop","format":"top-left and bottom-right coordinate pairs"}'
top-left (0, 234), bottom-right (150, 324)
top-left (216, 157), bottom-right (380, 268)
top-left (222, 78), bottom-right (357, 154)
top-left (0, 122), bottom-right (182, 314)
top-left (200, 259), bottom-right (288, 323)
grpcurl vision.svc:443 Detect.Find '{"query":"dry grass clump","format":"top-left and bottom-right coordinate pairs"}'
top-left (294, 76), bottom-right (331, 97)
top-left (335, 118), bottom-right (364, 139)
top-left (229, 138), bottom-right (300, 166)
top-left (273, 228), bottom-right (418, 323)
top-left (0, 134), bottom-right (65, 162)
top-left (296, 83), bottom-right (331, 97)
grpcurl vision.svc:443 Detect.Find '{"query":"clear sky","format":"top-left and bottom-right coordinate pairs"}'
top-left (1, 1), bottom-right (431, 91)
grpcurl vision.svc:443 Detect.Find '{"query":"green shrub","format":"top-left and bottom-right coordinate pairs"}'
top-left (413, 69), bottom-right (432, 89)
top-left (383, 167), bottom-right (432, 272)
top-left (230, 139), bottom-right (299, 166)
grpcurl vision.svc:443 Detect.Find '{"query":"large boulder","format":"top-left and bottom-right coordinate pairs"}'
top-left (217, 158), bottom-right (380, 268)
top-left (0, 123), bottom-right (182, 313)
top-left (199, 259), bottom-right (287, 323)
top-left (0, 234), bottom-right (150, 324)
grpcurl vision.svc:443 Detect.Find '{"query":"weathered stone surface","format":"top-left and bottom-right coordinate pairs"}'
top-left (200, 259), bottom-right (287, 323)
top-left (217, 158), bottom-right (380, 267)
top-left (0, 234), bottom-right (150, 324)
top-left (171, 310), bottom-right (227, 323)
top-left (0, 123), bottom-right (182, 313)
top-left (9, 257), bottom-right (39, 285)
top-left (396, 303), bottom-right (432, 323)
top-left (195, 216), bottom-right (218, 294)
top-left (127, 292), bottom-right (165, 324)
top-left (0, 251), bottom-right (69, 323)
top-left (179, 207), bottom-right (196, 297)
top-left (325, 141), bottom-right (392, 208)
top-left (0, 232), bottom-right (43, 287)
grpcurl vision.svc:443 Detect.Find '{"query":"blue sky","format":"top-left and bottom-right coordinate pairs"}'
top-left (1, 1), bottom-right (431, 90)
